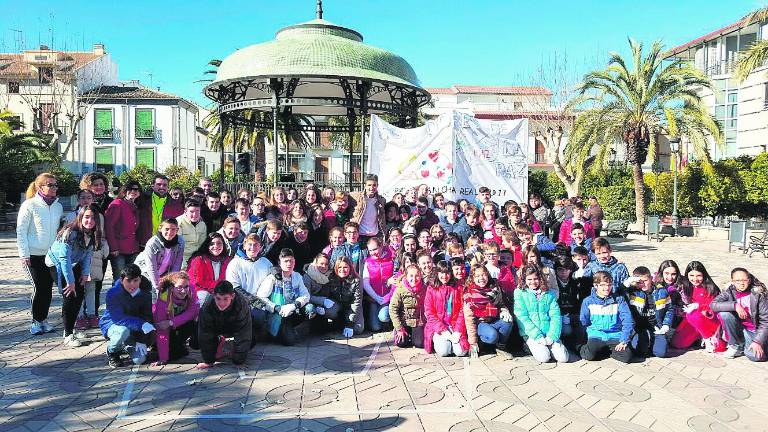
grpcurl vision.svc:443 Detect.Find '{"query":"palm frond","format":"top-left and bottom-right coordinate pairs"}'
top-left (742, 7), bottom-right (768, 25)
top-left (734, 39), bottom-right (768, 82)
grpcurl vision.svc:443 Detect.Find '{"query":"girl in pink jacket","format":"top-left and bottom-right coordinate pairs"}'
top-left (424, 261), bottom-right (469, 357)
top-left (152, 272), bottom-right (199, 365)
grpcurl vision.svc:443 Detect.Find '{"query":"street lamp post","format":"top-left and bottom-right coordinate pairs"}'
top-left (669, 137), bottom-right (681, 236)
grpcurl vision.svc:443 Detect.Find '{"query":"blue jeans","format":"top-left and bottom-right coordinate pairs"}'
top-left (630, 328), bottom-right (668, 358)
top-left (719, 311), bottom-right (767, 362)
top-left (366, 301), bottom-right (390, 332)
top-left (110, 253), bottom-right (138, 282)
top-left (106, 325), bottom-right (146, 365)
top-left (477, 320), bottom-right (513, 345)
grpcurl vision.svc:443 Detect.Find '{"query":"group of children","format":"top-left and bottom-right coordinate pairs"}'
top-left (21, 171), bottom-right (768, 368)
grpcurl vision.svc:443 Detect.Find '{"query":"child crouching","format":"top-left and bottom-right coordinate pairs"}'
top-left (389, 264), bottom-right (426, 348)
top-left (327, 256), bottom-right (364, 337)
top-left (255, 248), bottom-right (313, 346)
top-left (514, 264), bottom-right (569, 363)
top-left (424, 261), bottom-right (469, 357)
top-left (579, 271), bottom-right (634, 363)
top-left (711, 268), bottom-right (768, 361)
top-left (152, 271), bottom-right (199, 366)
top-left (463, 265), bottom-right (513, 357)
top-left (625, 266), bottom-right (673, 358)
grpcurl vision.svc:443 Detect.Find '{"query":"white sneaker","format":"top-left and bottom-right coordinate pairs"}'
top-left (41, 320), bottom-right (55, 333)
top-left (73, 330), bottom-right (88, 340)
top-left (722, 345), bottom-right (743, 359)
top-left (30, 321), bottom-right (44, 335)
top-left (703, 337), bottom-right (716, 353)
top-left (63, 334), bottom-right (82, 348)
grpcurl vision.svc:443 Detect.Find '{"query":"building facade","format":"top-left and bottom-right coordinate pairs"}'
top-left (422, 85), bottom-right (556, 170)
top-left (664, 16), bottom-right (768, 159)
top-left (0, 44), bottom-right (117, 137)
top-left (79, 83), bottom-right (218, 175)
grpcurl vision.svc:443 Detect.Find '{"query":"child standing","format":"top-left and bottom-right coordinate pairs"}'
top-left (625, 266), bottom-right (673, 358)
top-left (568, 223), bottom-right (596, 261)
top-left (424, 262), bottom-right (469, 357)
top-left (463, 265), bottom-right (513, 357)
top-left (361, 237), bottom-right (395, 332)
top-left (134, 218), bottom-right (185, 302)
top-left (582, 238), bottom-right (629, 295)
top-left (554, 256), bottom-right (591, 350)
top-left (514, 265), bottom-right (569, 363)
top-left (579, 271), bottom-right (634, 363)
top-left (711, 268), bottom-right (768, 361)
top-left (46, 205), bottom-right (100, 347)
top-left (75, 235), bottom-right (110, 330)
top-left (389, 264), bottom-right (427, 348)
top-left (670, 261), bottom-right (724, 352)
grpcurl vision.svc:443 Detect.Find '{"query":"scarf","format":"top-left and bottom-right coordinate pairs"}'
top-left (37, 191), bottom-right (56, 206)
top-left (464, 282), bottom-right (499, 320)
top-left (305, 264), bottom-right (330, 285)
top-left (208, 252), bottom-right (227, 263)
top-left (155, 232), bottom-right (179, 248)
top-left (158, 289), bottom-right (191, 319)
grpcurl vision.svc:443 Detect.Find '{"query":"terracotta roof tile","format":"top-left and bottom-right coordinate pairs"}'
top-left (82, 85), bottom-right (181, 100)
top-left (0, 50), bottom-right (102, 79)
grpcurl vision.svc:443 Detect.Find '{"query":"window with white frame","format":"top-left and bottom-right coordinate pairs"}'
top-left (713, 78), bottom-right (738, 157)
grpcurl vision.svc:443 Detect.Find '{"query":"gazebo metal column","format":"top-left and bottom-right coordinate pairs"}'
top-left (269, 78), bottom-right (282, 186)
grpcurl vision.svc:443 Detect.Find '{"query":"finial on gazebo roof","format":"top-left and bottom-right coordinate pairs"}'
top-left (316, 0), bottom-right (323, 19)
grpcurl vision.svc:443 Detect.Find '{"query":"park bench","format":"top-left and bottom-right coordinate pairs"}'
top-left (602, 220), bottom-right (630, 238)
top-left (747, 229), bottom-right (768, 258)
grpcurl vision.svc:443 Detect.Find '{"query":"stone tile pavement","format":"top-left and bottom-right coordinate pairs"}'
top-left (1, 232), bottom-right (768, 431)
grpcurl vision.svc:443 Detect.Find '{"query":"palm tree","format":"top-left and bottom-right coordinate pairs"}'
top-left (734, 8), bottom-right (768, 82)
top-left (569, 39), bottom-right (722, 227)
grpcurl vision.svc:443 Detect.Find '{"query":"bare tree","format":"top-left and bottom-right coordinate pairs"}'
top-left (518, 52), bottom-right (600, 197)
top-left (8, 33), bottom-right (115, 163)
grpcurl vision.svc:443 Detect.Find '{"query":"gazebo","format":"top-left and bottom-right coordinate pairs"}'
top-left (204, 0), bottom-right (431, 189)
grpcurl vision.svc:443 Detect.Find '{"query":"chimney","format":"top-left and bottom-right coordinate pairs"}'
top-left (93, 43), bottom-right (105, 55)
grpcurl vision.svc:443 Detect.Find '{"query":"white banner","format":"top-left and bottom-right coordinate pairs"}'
top-left (367, 111), bottom-right (528, 205)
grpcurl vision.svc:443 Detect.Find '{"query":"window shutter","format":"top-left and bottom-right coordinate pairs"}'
top-left (136, 148), bottom-right (155, 169)
top-left (95, 109), bottom-right (113, 137)
top-left (95, 147), bottom-right (113, 165)
top-left (135, 109), bottom-right (154, 138)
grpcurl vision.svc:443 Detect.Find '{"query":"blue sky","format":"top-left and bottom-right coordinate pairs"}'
top-left (1, 0), bottom-right (763, 106)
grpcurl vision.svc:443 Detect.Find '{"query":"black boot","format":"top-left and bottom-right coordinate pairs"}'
top-left (107, 350), bottom-right (126, 368)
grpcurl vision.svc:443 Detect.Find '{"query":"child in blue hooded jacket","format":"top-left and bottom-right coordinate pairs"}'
top-left (579, 271), bottom-right (634, 363)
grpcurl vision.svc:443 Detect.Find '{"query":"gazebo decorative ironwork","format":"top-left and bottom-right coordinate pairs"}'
top-left (204, 0), bottom-right (431, 189)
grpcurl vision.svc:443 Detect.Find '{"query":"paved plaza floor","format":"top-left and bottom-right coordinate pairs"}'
top-left (1, 232), bottom-right (768, 431)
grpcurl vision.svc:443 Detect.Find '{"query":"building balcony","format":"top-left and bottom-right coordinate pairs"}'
top-left (705, 60), bottom-right (737, 77)
top-left (94, 128), bottom-right (114, 140)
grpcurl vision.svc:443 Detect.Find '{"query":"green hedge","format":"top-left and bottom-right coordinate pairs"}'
top-left (529, 152), bottom-right (768, 220)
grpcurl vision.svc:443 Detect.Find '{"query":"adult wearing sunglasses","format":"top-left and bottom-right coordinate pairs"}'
top-left (105, 181), bottom-right (143, 277)
top-left (17, 173), bottom-right (64, 335)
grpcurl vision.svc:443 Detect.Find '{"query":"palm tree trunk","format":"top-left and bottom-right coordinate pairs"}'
top-left (631, 161), bottom-right (646, 229)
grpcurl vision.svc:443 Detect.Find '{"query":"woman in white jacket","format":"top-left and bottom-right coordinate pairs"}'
top-left (17, 173), bottom-right (64, 335)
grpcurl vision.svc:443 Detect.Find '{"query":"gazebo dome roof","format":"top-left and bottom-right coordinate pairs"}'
top-left (212, 18), bottom-right (423, 90)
